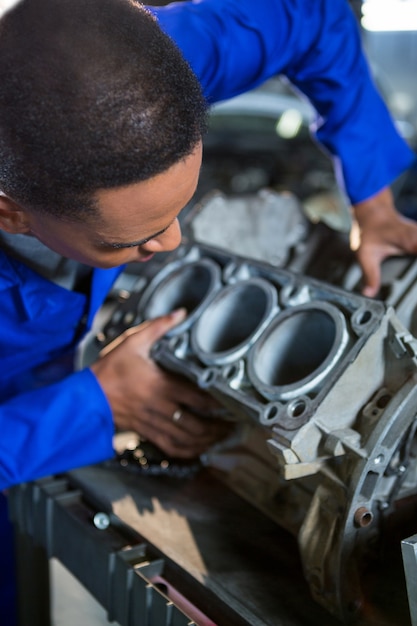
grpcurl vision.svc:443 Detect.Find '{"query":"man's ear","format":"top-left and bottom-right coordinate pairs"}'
top-left (0, 195), bottom-right (31, 234)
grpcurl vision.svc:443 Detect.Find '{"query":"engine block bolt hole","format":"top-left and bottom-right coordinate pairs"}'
top-left (354, 507), bottom-right (373, 528)
top-left (288, 399), bottom-right (306, 418)
top-left (169, 336), bottom-right (185, 351)
top-left (224, 365), bottom-right (238, 380)
top-left (264, 405), bottom-right (280, 421)
top-left (200, 369), bottom-right (217, 385)
top-left (376, 393), bottom-right (391, 409)
top-left (123, 311), bottom-right (135, 325)
top-left (357, 309), bottom-right (372, 325)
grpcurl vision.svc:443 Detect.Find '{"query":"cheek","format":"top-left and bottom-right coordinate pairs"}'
top-left (29, 222), bottom-right (88, 260)
top-left (32, 226), bottom-right (128, 267)
top-left (86, 248), bottom-right (143, 269)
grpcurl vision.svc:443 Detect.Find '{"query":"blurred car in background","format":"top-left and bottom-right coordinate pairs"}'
top-left (196, 77), bottom-right (351, 233)
top-left (199, 78), bottom-right (336, 200)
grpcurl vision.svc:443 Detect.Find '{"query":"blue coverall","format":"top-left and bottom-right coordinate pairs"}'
top-left (0, 0), bottom-right (414, 623)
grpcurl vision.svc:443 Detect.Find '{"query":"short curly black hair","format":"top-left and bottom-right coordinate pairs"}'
top-left (0, 0), bottom-right (207, 219)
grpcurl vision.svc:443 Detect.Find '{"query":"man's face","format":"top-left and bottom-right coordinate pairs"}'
top-left (24, 142), bottom-right (202, 268)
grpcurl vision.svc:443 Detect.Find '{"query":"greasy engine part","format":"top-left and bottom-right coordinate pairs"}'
top-left (112, 438), bottom-right (203, 478)
top-left (183, 188), bottom-right (311, 267)
top-left (92, 238), bottom-right (417, 622)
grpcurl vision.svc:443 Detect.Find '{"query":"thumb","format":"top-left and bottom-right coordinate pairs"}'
top-left (99, 308), bottom-right (187, 356)
top-left (140, 307), bottom-right (188, 346)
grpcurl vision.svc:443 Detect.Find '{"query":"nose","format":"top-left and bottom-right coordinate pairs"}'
top-left (138, 218), bottom-right (182, 256)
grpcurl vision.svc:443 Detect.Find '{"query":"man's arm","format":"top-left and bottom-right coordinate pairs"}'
top-left (0, 368), bottom-right (115, 490)
top-left (0, 310), bottom-right (229, 490)
top-left (151, 0), bottom-right (417, 294)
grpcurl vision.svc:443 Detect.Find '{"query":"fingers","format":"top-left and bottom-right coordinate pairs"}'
top-left (136, 410), bottom-right (233, 458)
top-left (125, 394), bottom-right (233, 458)
top-left (401, 218), bottom-right (417, 254)
top-left (132, 307), bottom-right (187, 350)
top-left (352, 188), bottom-right (417, 297)
top-left (162, 405), bottom-right (228, 438)
top-left (355, 245), bottom-right (382, 298)
top-left (163, 381), bottom-right (221, 418)
top-left (91, 314), bottom-right (232, 459)
top-left (355, 218), bottom-right (417, 297)
top-left (100, 307), bottom-right (187, 357)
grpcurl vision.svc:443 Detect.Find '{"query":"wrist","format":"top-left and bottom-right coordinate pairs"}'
top-left (352, 187), bottom-right (395, 226)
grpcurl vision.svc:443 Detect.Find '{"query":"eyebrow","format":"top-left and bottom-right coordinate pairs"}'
top-left (98, 224), bottom-right (170, 249)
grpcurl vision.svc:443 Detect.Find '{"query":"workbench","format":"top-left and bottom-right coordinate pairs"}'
top-left (9, 461), bottom-right (412, 626)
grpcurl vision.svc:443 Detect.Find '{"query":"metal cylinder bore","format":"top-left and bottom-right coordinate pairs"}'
top-left (248, 302), bottom-right (349, 400)
top-left (139, 259), bottom-right (220, 327)
top-left (191, 278), bottom-right (277, 365)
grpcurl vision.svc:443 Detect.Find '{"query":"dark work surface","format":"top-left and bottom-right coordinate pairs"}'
top-left (68, 464), bottom-right (411, 626)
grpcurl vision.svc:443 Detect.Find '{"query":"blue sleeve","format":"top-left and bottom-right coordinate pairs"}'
top-left (0, 369), bottom-right (114, 490)
top-left (150, 0), bottom-right (415, 204)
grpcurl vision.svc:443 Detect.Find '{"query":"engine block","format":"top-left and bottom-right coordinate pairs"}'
top-left (88, 191), bottom-right (417, 622)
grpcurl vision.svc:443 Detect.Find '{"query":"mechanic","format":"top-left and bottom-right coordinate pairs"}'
top-left (0, 0), bottom-right (416, 623)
